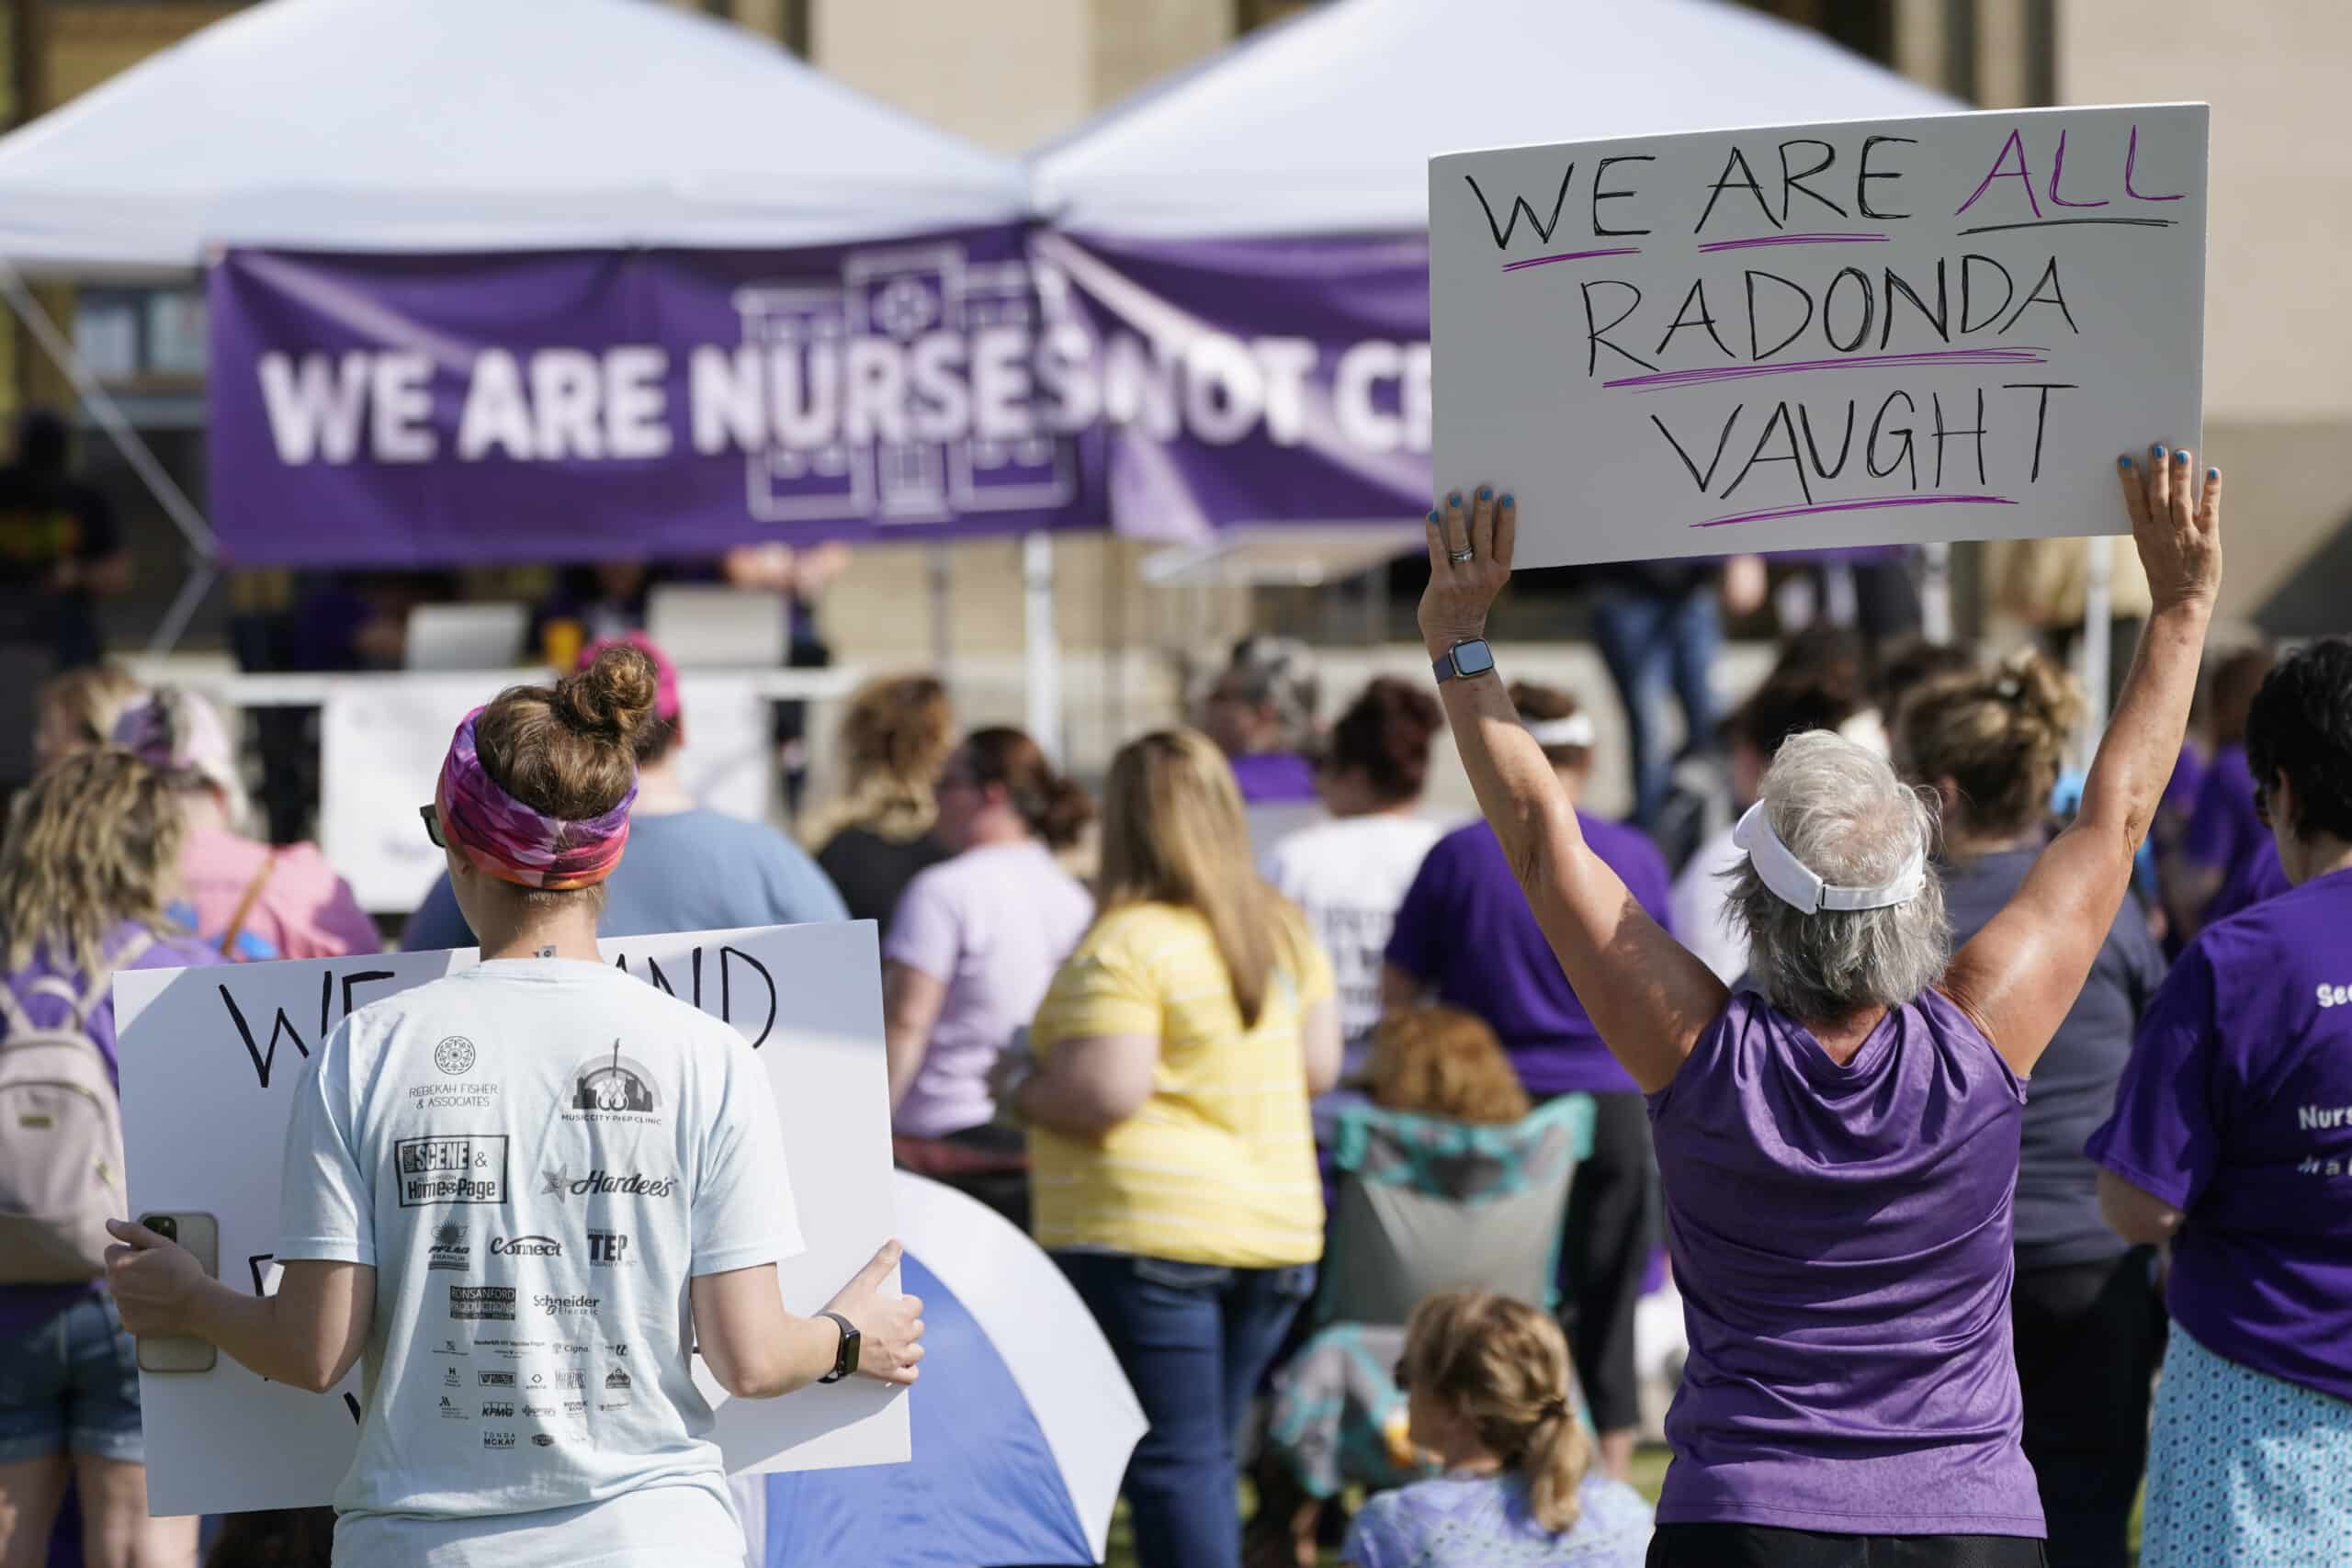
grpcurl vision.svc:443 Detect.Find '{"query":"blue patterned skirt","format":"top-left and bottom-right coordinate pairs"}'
top-left (2140, 1325), bottom-right (2352, 1567)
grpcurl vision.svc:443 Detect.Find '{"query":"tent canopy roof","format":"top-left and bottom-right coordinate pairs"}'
top-left (1031, 0), bottom-right (1962, 240)
top-left (0, 0), bottom-right (1027, 269)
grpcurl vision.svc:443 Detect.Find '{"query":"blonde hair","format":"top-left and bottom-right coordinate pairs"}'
top-left (36, 662), bottom-right (142, 766)
top-left (804, 674), bottom-right (955, 848)
top-left (469, 644), bottom-right (656, 914)
top-left (0, 748), bottom-right (187, 975)
top-left (1895, 649), bottom-right (2084, 837)
top-left (1400, 1291), bottom-right (1591, 1534)
top-left (1366, 1005), bottom-right (1531, 1124)
top-left (1097, 728), bottom-right (1301, 1028)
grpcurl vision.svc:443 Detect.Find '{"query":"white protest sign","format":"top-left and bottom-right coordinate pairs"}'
top-left (321, 672), bottom-right (772, 912)
top-left (112, 920), bottom-right (903, 1516)
top-left (1430, 104), bottom-right (2207, 566)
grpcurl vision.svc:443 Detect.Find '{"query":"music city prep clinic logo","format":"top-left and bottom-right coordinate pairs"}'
top-left (728, 243), bottom-right (1078, 526)
top-left (565, 1041), bottom-right (660, 1125)
top-left (434, 1035), bottom-right (477, 1077)
top-left (395, 1134), bottom-right (508, 1207)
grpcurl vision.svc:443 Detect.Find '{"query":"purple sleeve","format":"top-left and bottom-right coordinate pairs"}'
top-left (2086, 943), bottom-right (2223, 1210)
top-left (2180, 767), bottom-right (2244, 871)
top-left (1383, 840), bottom-right (1451, 983)
top-left (882, 865), bottom-right (963, 983)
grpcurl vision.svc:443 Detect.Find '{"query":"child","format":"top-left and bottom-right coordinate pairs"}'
top-left (1342, 1292), bottom-right (1653, 1568)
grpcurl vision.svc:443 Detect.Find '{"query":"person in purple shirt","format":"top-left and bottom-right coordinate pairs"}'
top-left (2089, 636), bottom-right (2352, 1567)
top-left (1198, 634), bottom-right (1323, 806)
top-left (1414, 448), bottom-right (2218, 1568)
top-left (0, 748), bottom-right (222, 1568)
top-left (1384, 678), bottom-right (1671, 1484)
top-left (2162, 642), bottom-right (2272, 940)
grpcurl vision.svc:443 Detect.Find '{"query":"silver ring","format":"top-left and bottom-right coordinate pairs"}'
top-left (1447, 547), bottom-right (1475, 563)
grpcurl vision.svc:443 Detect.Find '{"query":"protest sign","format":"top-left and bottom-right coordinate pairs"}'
top-left (112, 921), bottom-right (903, 1516)
top-left (1429, 104), bottom-right (2207, 567)
top-left (319, 672), bottom-right (771, 912)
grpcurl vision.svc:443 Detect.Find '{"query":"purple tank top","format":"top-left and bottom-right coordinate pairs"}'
top-left (1646, 988), bottom-right (2044, 1538)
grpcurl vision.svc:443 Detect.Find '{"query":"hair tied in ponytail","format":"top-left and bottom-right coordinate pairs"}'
top-left (1995, 675), bottom-right (2024, 703)
top-left (1538, 1397), bottom-right (1568, 1421)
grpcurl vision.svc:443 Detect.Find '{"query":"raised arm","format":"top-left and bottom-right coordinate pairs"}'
top-left (1944, 448), bottom-right (2222, 1076)
top-left (1419, 489), bottom-right (1728, 1093)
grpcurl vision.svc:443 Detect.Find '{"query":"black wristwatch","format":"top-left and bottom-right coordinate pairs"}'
top-left (818, 1311), bottom-right (861, 1384)
top-left (1433, 637), bottom-right (1496, 684)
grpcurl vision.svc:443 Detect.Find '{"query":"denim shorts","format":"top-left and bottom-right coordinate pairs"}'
top-left (0, 1293), bottom-right (146, 1462)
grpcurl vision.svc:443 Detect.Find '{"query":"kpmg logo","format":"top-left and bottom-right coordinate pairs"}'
top-left (481, 1400), bottom-right (514, 1419)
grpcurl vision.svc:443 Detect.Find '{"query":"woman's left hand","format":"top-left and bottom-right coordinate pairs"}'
top-left (1419, 487), bottom-right (1517, 658)
top-left (103, 1217), bottom-right (205, 1336)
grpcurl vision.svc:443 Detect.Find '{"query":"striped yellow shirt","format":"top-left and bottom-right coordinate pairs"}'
top-left (1027, 902), bottom-right (1332, 1268)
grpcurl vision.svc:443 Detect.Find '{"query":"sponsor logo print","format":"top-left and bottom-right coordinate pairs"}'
top-left (535, 1292), bottom-right (602, 1318)
top-left (522, 1402), bottom-right (554, 1417)
top-left (443, 1366), bottom-right (461, 1388)
top-left (450, 1285), bottom-right (515, 1322)
top-left (540, 1167), bottom-right (676, 1202)
top-left (610, 1343), bottom-right (629, 1358)
top-left (479, 1370), bottom-right (515, 1388)
top-left (604, 1368), bottom-right (631, 1392)
top-left (481, 1401), bottom-right (514, 1418)
top-left (565, 1041), bottom-right (661, 1124)
top-left (434, 1035), bottom-right (477, 1077)
top-left (562, 1399), bottom-right (586, 1416)
top-left (426, 1224), bottom-right (470, 1272)
top-left (483, 1431), bottom-right (515, 1450)
top-left (552, 1370), bottom-right (584, 1391)
top-left (2318, 984), bottom-right (2352, 1009)
top-left (396, 1134), bottom-right (509, 1207)
top-left (532, 1434), bottom-right (557, 1448)
top-left (438, 1395), bottom-right (466, 1421)
top-left (587, 1230), bottom-right (630, 1267)
top-left (438, 1337), bottom-right (469, 1356)
top-left (490, 1235), bottom-right (563, 1258)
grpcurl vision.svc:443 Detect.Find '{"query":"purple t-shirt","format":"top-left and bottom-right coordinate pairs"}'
top-left (2204, 836), bottom-right (2290, 928)
top-left (884, 840), bottom-right (1092, 1140)
top-left (1385, 816), bottom-right (1673, 1097)
top-left (0, 922), bottom-right (224, 1339)
top-left (2160, 740), bottom-right (2208, 826)
top-left (1227, 750), bottom-right (1319, 805)
top-left (2086, 866), bottom-right (2352, 1404)
top-left (1647, 988), bottom-right (2042, 1537)
top-left (2182, 742), bottom-right (2263, 886)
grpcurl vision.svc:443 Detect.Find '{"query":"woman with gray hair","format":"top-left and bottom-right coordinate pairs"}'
top-left (1416, 447), bottom-right (2222, 1568)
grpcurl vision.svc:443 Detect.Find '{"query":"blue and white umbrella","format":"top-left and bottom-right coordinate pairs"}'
top-left (737, 1171), bottom-right (1147, 1567)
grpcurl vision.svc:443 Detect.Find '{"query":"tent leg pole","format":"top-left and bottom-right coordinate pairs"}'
top-left (2080, 536), bottom-right (2113, 760)
top-left (1921, 542), bottom-right (1952, 646)
top-left (1023, 531), bottom-right (1060, 761)
top-left (146, 560), bottom-right (219, 659)
top-left (927, 542), bottom-right (953, 673)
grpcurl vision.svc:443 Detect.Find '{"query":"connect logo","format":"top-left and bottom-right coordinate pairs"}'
top-left (490, 1235), bottom-right (563, 1258)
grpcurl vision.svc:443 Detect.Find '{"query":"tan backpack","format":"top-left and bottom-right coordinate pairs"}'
top-left (0, 932), bottom-right (149, 1284)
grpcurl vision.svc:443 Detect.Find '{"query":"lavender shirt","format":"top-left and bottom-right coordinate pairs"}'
top-left (1647, 988), bottom-right (2043, 1537)
top-left (2087, 866), bottom-right (2352, 1404)
top-left (1386, 816), bottom-right (1673, 1097)
top-left (884, 840), bottom-right (1092, 1140)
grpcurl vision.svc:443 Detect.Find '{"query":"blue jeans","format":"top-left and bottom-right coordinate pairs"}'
top-left (1055, 1252), bottom-right (1317, 1568)
top-left (1591, 588), bottom-right (1720, 829)
top-left (0, 1294), bottom-right (145, 1463)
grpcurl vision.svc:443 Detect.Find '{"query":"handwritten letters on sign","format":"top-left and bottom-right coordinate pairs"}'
top-left (1429, 104), bottom-right (2208, 567)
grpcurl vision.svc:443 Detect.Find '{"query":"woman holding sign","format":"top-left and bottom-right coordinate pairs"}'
top-left (100, 645), bottom-right (924, 1568)
top-left (1414, 450), bottom-right (2219, 1567)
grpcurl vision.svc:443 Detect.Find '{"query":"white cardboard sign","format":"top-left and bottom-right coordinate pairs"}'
top-left (112, 920), bottom-right (906, 1517)
top-left (1430, 104), bottom-right (2208, 567)
top-left (321, 672), bottom-right (773, 913)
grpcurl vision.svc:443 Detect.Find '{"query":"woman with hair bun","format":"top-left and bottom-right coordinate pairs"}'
top-left (102, 644), bottom-right (923, 1568)
top-left (882, 727), bottom-right (1093, 1227)
top-left (1342, 1291), bottom-right (1653, 1568)
top-left (1266, 676), bottom-right (1445, 1055)
top-left (1896, 650), bottom-right (2166, 1568)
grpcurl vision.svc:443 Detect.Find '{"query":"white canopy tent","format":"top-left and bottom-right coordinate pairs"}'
top-left (1030, 0), bottom-right (2012, 671)
top-left (0, 0), bottom-right (1071, 739)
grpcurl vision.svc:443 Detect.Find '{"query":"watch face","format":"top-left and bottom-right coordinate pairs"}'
top-left (1453, 640), bottom-right (1496, 677)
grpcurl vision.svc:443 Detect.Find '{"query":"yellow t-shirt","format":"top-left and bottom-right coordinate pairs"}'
top-left (1027, 901), bottom-right (1332, 1268)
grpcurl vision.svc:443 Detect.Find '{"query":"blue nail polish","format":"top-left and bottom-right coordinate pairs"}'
top-left (2151, 445), bottom-right (2165, 458)
top-left (2207, 467), bottom-right (2220, 480)
top-left (1428, 509), bottom-right (1442, 524)
top-left (2173, 448), bottom-right (2188, 465)
top-left (1447, 491), bottom-right (1461, 506)
top-left (1500, 493), bottom-right (1515, 506)
top-left (2118, 456), bottom-right (2132, 469)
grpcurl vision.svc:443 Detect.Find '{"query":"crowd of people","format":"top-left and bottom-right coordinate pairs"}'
top-left (0, 440), bottom-right (2346, 1568)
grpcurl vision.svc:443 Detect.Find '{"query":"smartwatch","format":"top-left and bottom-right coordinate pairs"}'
top-left (818, 1311), bottom-right (861, 1384)
top-left (1433, 638), bottom-right (1497, 684)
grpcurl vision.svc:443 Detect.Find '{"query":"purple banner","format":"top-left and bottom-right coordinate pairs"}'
top-left (1031, 231), bottom-right (1434, 539)
top-left (207, 232), bottom-right (1102, 567)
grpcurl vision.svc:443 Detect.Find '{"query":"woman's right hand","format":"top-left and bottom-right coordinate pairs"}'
top-left (2118, 445), bottom-right (2222, 613)
top-left (821, 1240), bottom-right (925, 1385)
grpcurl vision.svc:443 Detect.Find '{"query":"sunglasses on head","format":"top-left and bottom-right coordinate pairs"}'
top-left (420, 804), bottom-right (447, 849)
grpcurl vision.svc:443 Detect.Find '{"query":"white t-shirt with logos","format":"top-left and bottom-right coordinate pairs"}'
top-left (277, 957), bottom-right (800, 1568)
top-left (1263, 812), bottom-right (1444, 1046)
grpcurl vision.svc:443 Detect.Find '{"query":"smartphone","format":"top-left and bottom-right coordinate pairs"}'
top-left (133, 1212), bottom-right (219, 1373)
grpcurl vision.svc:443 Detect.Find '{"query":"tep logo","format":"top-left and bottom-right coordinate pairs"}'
top-left (587, 1230), bottom-right (630, 1266)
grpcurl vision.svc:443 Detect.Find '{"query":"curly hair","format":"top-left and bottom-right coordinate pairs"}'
top-left (1365, 1005), bottom-right (1531, 1124)
top-left (1895, 649), bottom-right (2083, 838)
top-left (2245, 637), bottom-right (2352, 846)
top-left (0, 748), bottom-right (187, 975)
top-left (1398, 1291), bottom-right (1592, 1533)
top-left (804, 674), bottom-right (955, 848)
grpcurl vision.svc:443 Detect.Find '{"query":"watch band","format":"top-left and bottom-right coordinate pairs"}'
top-left (1432, 638), bottom-right (1497, 684)
top-left (817, 1310), bottom-right (858, 1384)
